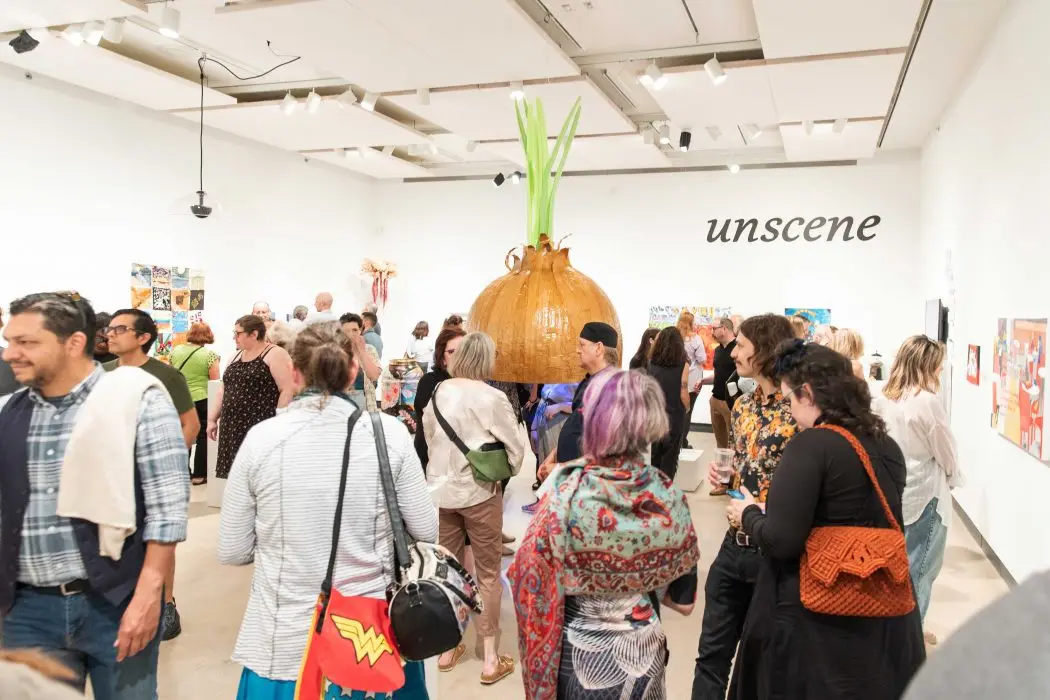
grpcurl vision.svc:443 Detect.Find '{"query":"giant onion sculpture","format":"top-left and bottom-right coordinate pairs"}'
top-left (467, 97), bottom-right (621, 383)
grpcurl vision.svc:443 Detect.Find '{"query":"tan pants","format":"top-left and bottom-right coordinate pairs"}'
top-left (439, 495), bottom-right (503, 638)
top-left (710, 397), bottom-right (732, 448)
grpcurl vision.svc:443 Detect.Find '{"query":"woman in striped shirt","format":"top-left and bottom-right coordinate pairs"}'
top-left (218, 322), bottom-right (438, 700)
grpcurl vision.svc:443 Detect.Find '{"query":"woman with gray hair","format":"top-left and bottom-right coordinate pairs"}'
top-left (423, 331), bottom-right (528, 685)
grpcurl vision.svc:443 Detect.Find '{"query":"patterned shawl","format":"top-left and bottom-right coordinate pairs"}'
top-left (507, 457), bottom-right (700, 700)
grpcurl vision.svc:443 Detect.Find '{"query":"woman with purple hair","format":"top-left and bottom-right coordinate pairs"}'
top-left (509, 370), bottom-right (701, 700)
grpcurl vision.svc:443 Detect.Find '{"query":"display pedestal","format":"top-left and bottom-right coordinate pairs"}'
top-left (206, 380), bottom-right (224, 508)
top-left (425, 658), bottom-right (438, 698)
top-left (675, 449), bottom-right (705, 492)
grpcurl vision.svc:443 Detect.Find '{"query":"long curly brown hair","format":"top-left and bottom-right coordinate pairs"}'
top-left (775, 340), bottom-right (887, 437)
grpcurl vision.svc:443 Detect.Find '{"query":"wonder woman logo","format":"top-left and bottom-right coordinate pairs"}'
top-left (330, 616), bottom-right (394, 666)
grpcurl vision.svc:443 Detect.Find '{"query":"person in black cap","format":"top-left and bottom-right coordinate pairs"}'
top-left (537, 321), bottom-right (619, 476)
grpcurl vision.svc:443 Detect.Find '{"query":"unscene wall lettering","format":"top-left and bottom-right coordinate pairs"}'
top-left (705, 215), bottom-right (881, 243)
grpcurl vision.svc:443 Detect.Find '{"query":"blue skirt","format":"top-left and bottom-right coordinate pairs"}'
top-left (236, 663), bottom-right (428, 700)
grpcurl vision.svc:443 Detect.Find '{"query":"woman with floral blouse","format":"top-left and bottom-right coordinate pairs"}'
top-left (690, 314), bottom-right (799, 700)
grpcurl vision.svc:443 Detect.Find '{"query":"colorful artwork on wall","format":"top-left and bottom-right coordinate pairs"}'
top-left (131, 263), bottom-right (205, 362)
top-left (967, 345), bottom-right (980, 385)
top-left (785, 308), bottom-right (832, 341)
top-left (991, 318), bottom-right (1047, 463)
top-left (648, 305), bottom-right (732, 370)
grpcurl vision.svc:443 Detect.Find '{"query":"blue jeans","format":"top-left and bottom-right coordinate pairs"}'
top-left (904, 497), bottom-right (948, 622)
top-left (2, 587), bottom-right (161, 700)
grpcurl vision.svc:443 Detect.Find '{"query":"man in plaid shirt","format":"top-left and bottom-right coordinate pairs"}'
top-left (0, 292), bottom-right (189, 700)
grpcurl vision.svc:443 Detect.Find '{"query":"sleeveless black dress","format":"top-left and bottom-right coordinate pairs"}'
top-left (215, 345), bottom-right (279, 479)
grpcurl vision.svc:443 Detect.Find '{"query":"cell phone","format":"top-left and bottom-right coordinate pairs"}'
top-left (727, 489), bottom-right (744, 500)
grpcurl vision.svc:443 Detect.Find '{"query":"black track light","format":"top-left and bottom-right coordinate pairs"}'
top-left (492, 173), bottom-right (506, 187)
top-left (509, 171), bottom-right (523, 184)
top-left (679, 130), bottom-right (692, 152)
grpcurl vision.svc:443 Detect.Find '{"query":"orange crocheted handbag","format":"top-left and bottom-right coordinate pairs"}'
top-left (799, 425), bottom-right (916, 618)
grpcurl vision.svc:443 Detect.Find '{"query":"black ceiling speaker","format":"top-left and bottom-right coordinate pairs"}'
top-left (9, 30), bottom-right (40, 54)
top-left (679, 130), bottom-right (692, 152)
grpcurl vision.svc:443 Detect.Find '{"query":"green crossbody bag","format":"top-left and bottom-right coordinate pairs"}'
top-left (431, 386), bottom-right (513, 483)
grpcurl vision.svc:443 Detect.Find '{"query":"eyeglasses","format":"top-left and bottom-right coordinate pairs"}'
top-left (233, 330), bottom-right (246, 339)
top-left (103, 325), bottom-right (133, 336)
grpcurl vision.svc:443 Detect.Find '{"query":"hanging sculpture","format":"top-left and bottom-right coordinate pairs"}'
top-left (467, 97), bottom-right (621, 383)
top-left (361, 259), bottom-right (397, 307)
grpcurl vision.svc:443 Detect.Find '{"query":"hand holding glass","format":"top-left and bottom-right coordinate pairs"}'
top-left (714, 448), bottom-right (735, 484)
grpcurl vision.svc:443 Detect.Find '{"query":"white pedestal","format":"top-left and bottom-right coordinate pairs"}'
top-left (425, 658), bottom-right (438, 699)
top-left (206, 380), bottom-right (225, 508)
top-left (675, 448), bottom-right (705, 492)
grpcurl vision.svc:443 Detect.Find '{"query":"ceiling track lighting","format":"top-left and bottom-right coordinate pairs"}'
top-left (356, 147), bottom-right (368, 159)
top-left (678, 130), bottom-right (692, 152)
top-left (360, 91), bottom-right (379, 112)
top-left (728, 163), bottom-right (740, 174)
top-left (493, 172), bottom-right (506, 187)
top-left (8, 30), bottom-right (41, 54)
top-left (509, 81), bottom-right (525, 101)
top-left (640, 63), bottom-right (667, 90)
top-left (658, 123), bottom-right (671, 145)
top-left (706, 125), bottom-right (722, 141)
top-left (159, 4), bottom-right (181, 39)
top-left (305, 90), bottom-right (322, 115)
top-left (465, 140), bottom-right (478, 153)
top-left (83, 21), bottom-right (104, 46)
top-left (382, 146), bottom-right (394, 156)
top-left (280, 91), bottom-right (298, 116)
top-left (509, 171), bottom-right (523, 184)
top-left (336, 148), bottom-right (348, 159)
top-left (641, 127), bottom-right (655, 145)
top-left (803, 120), bottom-right (815, 136)
top-left (103, 18), bottom-right (125, 44)
top-left (833, 118), bottom-right (848, 134)
top-left (705, 56), bottom-right (727, 86)
top-left (742, 123), bottom-right (763, 143)
top-left (61, 24), bottom-right (85, 46)
top-left (417, 87), bottom-right (430, 105)
top-left (335, 89), bottom-right (358, 109)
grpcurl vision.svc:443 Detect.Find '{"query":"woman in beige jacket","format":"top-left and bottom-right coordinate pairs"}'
top-left (423, 331), bottom-right (527, 686)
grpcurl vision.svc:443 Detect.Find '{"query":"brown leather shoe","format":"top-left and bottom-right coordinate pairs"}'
top-left (709, 486), bottom-right (728, 496)
top-left (501, 532), bottom-right (515, 544)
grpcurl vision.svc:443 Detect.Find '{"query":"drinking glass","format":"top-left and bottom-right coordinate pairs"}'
top-left (714, 448), bottom-right (735, 484)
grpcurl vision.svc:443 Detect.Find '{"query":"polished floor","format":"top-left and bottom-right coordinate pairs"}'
top-left (156, 432), bottom-right (1009, 699)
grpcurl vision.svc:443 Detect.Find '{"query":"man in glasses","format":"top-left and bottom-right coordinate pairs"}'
top-left (0, 292), bottom-right (189, 700)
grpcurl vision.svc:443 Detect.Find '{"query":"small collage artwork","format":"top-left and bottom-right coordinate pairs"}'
top-left (131, 263), bottom-right (205, 362)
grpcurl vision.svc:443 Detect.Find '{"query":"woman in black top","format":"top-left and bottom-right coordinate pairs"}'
top-left (726, 341), bottom-right (924, 700)
top-left (629, 327), bottom-right (659, 370)
top-left (413, 326), bottom-right (465, 467)
top-left (646, 327), bottom-right (689, 479)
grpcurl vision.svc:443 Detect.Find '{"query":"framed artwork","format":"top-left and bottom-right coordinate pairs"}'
top-left (785, 308), bottom-right (832, 341)
top-left (648, 305), bottom-right (732, 370)
top-left (131, 263), bottom-right (206, 362)
top-left (991, 318), bottom-right (1047, 463)
top-left (967, 345), bottom-right (980, 385)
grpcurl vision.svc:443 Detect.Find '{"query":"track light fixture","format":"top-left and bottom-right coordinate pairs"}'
top-left (382, 146), bottom-right (394, 156)
top-left (417, 87), bottom-right (430, 105)
top-left (742, 123), bottom-right (762, 142)
top-left (336, 90), bottom-right (358, 109)
top-left (706, 126), bottom-right (722, 141)
top-left (83, 21), bottom-right (104, 46)
top-left (803, 120), bottom-right (815, 136)
top-left (9, 30), bottom-right (40, 54)
top-left (360, 91), bottom-right (379, 112)
top-left (642, 128), bottom-right (655, 145)
top-left (728, 163), bottom-right (740, 174)
top-left (833, 118), bottom-right (847, 134)
top-left (280, 92), bottom-right (298, 116)
top-left (658, 123), bottom-right (671, 145)
top-left (640, 63), bottom-right (667, 90)
top-left (103, 18), bottom-right (125, 43)
top-left (336, 148), bottom-right (348, 159)
top-left (493, 173), bottom-right (506, 187)
top-left (509, 171), bottom-right (523, 184)
top-left (305, 90), bottom-right (322, 115)
top-left (679, 130), bottom-right (692, 152)
top-left (705, 56), bottom-right (727, 86)
top-left (61, 24), bottom-right (85, 46)
top-left (159, 5), bottom-right (181, 39)
top-left (509, 82), bottom-right (525, 101)
top-left (465, 140), bottom-right (478, 153)
top-left (355, 147), bottom-right (367, 159)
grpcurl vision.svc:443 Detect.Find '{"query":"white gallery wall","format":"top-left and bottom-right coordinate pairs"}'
top-left (0, 64), bottom-right (378, 362)
top-left (919, 0), bottom-right (1050, 581)
top-left (374, 161), bottom-right (923, 368)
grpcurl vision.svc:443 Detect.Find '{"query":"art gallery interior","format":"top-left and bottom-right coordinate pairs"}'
top-left (0, 0), bottom-right (1047, 698)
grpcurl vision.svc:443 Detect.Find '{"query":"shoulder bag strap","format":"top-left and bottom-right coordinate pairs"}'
top-left (430, 386), bottom-right (471, 458)
top-left (320, 405), bottom-right (365, 596)
top-left (175, 345), bottom-right (203, 372)
top-left (817, 424), bottom-right (902, 533)
top-left (369, 411), bottom-right (413, 577)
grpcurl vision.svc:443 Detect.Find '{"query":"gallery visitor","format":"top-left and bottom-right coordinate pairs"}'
top-left (170, 321), bottom-right (220, 485)
top-left (338, 312), bottom-right (382, 410)
top-left (422, 331), bottom-right (527, 684)
top-left (510, 369), bottom-right (700, 700)
top-left (251, 301), bottom-right (273, 331)
top-left (209, 314), bottom-right (294, 479)
top-left (0, 292), bottom-right (189, 700)
top-left (305, 291), bottom-right (335, 324)
top-left (703, 318), bottom-right (738, 476)
top-left (413, 325), bottom-right (466, 467)
top-left (265, 320), bottom-right (298, 352)
top-left (92, 311), bottom-right (118, 364)
top-left (362, 311), bottom-right (384, 359)
top-left (406, 320), bottom-right (434, 373)
top-left (725, 340), bottom-right (925, 699)
top-left (830, 328), bottom-right (866, 379)
top-left (628, 327), bottom-right (659, 370)
top-left (0, 307), bottom-right (19, 396)
top-left (647, 326), bottom-right (689, 480)
top-left (691, 314), bottom-right (798, 700)
top-left (678, 311), bottom-right (707, 448)
top-left (875, 334), bottom-right (961, 645)
top-left (218, 321), bottom-right (436, 700)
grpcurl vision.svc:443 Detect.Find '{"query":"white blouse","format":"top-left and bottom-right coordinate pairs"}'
top-left (406, 336), bottom-right (435, 365)
top-left (218, 395), bottom-right (438, 680)
top-left (874, 390), bottom-right (962, 527)
top-left (684, 335), bottom-right (707, 390)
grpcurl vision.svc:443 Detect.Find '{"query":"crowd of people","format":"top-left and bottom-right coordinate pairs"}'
top-left (0, 289), bottom-right (1005, 700)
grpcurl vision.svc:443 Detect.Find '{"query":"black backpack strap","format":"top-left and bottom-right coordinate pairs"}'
top-left (370, 412), bottom-right (412, 577)
top-left (430, 386), bottom-right (471, 458)
top-left (320, 404), bottom-right (365, 597)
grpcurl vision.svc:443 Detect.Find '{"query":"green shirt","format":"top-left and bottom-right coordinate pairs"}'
top-left (169, 344), bottom-right (219, 402)
top-left (103, 357), bottom-right (196, 415)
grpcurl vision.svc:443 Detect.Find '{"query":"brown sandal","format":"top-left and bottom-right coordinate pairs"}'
top-left (438, 644), bottom-right (466, 673)
top-left (480, 655), bottom-right (514, 685)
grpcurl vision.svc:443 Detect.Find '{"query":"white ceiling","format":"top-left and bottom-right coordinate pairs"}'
top-left (0, 0), bottom-right (999, 179)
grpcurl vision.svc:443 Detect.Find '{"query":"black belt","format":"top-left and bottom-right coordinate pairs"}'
top-left (17, 579), bottom-right (90, 596)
